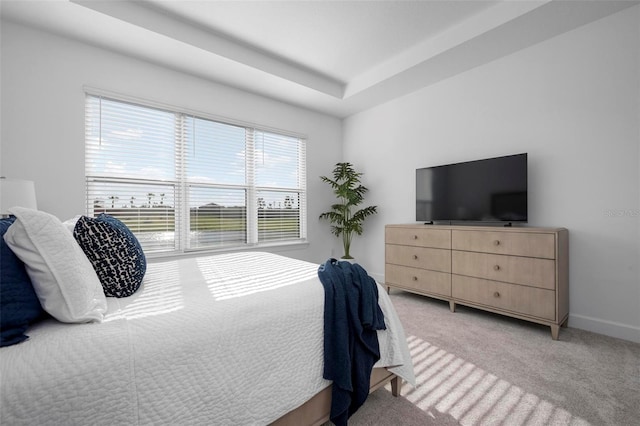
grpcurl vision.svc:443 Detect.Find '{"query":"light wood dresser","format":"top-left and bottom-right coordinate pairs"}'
top-left (385, 224), bottom-right (569, 340)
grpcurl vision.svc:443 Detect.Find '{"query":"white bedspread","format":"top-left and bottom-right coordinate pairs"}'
top-left (1, 252), bottom-right (414, 425)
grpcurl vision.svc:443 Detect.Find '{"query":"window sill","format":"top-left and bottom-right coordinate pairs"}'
top-left (146, 240), bottom-right (310, 263)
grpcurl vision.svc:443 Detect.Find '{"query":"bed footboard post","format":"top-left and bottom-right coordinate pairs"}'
top-left (390, 376), bottom-right (401, 397)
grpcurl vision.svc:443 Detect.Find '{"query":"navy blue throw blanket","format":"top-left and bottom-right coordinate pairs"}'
top-left (317, 259), bottom-right (386, 426)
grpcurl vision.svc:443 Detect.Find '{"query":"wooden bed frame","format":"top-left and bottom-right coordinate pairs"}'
top-left (271, 368), bottom-right (400, 426)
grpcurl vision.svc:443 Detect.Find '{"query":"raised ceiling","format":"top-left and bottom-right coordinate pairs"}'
top-left (1, 0), bottom-right (637, 118)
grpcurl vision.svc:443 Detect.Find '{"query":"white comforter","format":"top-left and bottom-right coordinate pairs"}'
top-left (1, 252), bottom-right (414, 425)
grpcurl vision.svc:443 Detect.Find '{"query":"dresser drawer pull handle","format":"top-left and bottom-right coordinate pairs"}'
top-left (413, 255), bottom-right (418, 260)
top-left (413, 235), bottom-right (418, 240)
top-left (493, 265), bottom-right (500, 271)
top-left (493, 291), bottom-right (500, 298)
top-left (412, 276), bottom-right (418, 281)
top-left (493, 240), bottom-right (500, 246)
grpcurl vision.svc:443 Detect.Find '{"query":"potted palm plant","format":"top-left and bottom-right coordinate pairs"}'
top-left (319, 162), bottom-right (377, 260)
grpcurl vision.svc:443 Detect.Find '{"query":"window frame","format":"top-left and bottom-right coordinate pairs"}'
top-left (84, 90), bottom-right (308, 256)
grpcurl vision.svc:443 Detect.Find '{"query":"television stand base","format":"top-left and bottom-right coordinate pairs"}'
top-left (384, 224), bottom-right (569, 340)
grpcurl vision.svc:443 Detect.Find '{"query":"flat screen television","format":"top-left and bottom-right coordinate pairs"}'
top-left (416, 153), bottom-right (527, 223)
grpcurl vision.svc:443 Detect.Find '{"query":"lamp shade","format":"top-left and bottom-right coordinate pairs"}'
top-left (0, 178), bottom-right (38, 214)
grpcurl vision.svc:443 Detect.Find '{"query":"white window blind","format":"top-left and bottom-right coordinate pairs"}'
top-left (254, 130), bottom-right (306, 243)
top-left (85, 94), bottom-right (306, 254)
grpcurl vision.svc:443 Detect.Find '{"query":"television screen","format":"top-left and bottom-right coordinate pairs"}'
top-left (416, 153), bottom-right (527, 223)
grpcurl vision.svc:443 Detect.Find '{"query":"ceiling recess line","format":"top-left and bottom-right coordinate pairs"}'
top-left (71, 0), bottom-right (345, 99)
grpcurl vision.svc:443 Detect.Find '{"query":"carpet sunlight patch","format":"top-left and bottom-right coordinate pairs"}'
top-left (393, 335), bottom-right (591, 426)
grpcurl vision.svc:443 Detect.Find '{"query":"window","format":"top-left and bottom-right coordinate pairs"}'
top-left (85, 94), bottom-right (306, 254)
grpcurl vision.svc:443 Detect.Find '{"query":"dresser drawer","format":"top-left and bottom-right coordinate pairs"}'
top-left (386, 244), bottom-right (450, 273)
top-left (385, 227), bottom-right (450, 249)
top-left (452, 275), bottom-right (556, 321)
top-left (452, 251), bottom-right (555, 290)
top-left (452, 230), bottom-right (555, 259)
top-left (386, 264), bottom-right (451, 297)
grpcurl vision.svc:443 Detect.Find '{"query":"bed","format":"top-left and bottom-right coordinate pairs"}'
top-left (1, 250), bottom-right (415, 425)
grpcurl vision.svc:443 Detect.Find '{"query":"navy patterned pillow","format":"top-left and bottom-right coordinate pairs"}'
top-left (73, 214), bottom-right (146, 298)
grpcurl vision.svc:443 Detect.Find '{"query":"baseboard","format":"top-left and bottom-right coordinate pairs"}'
top-left (569, 314), bottom-right (640, 344)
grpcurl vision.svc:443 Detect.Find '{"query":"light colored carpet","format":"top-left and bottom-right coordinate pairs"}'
top-left (346, 290), bottom-right (640, 426)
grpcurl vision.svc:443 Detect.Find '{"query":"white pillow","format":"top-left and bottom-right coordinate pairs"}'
top-left (3, 207), bottom-right (107, 323)
top-left (62, 215), bottom-right (82, 233)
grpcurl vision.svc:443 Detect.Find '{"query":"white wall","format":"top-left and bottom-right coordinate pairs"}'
top-left (0, 20), bottom-right (343, 264)
top-left (344, 7), bottom-right (640, 342)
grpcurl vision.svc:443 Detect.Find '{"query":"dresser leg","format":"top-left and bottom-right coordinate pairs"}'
top-left (550, 324), bottom-right (560, 340)
top-left (449, 301), bottom-right (456, 312)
